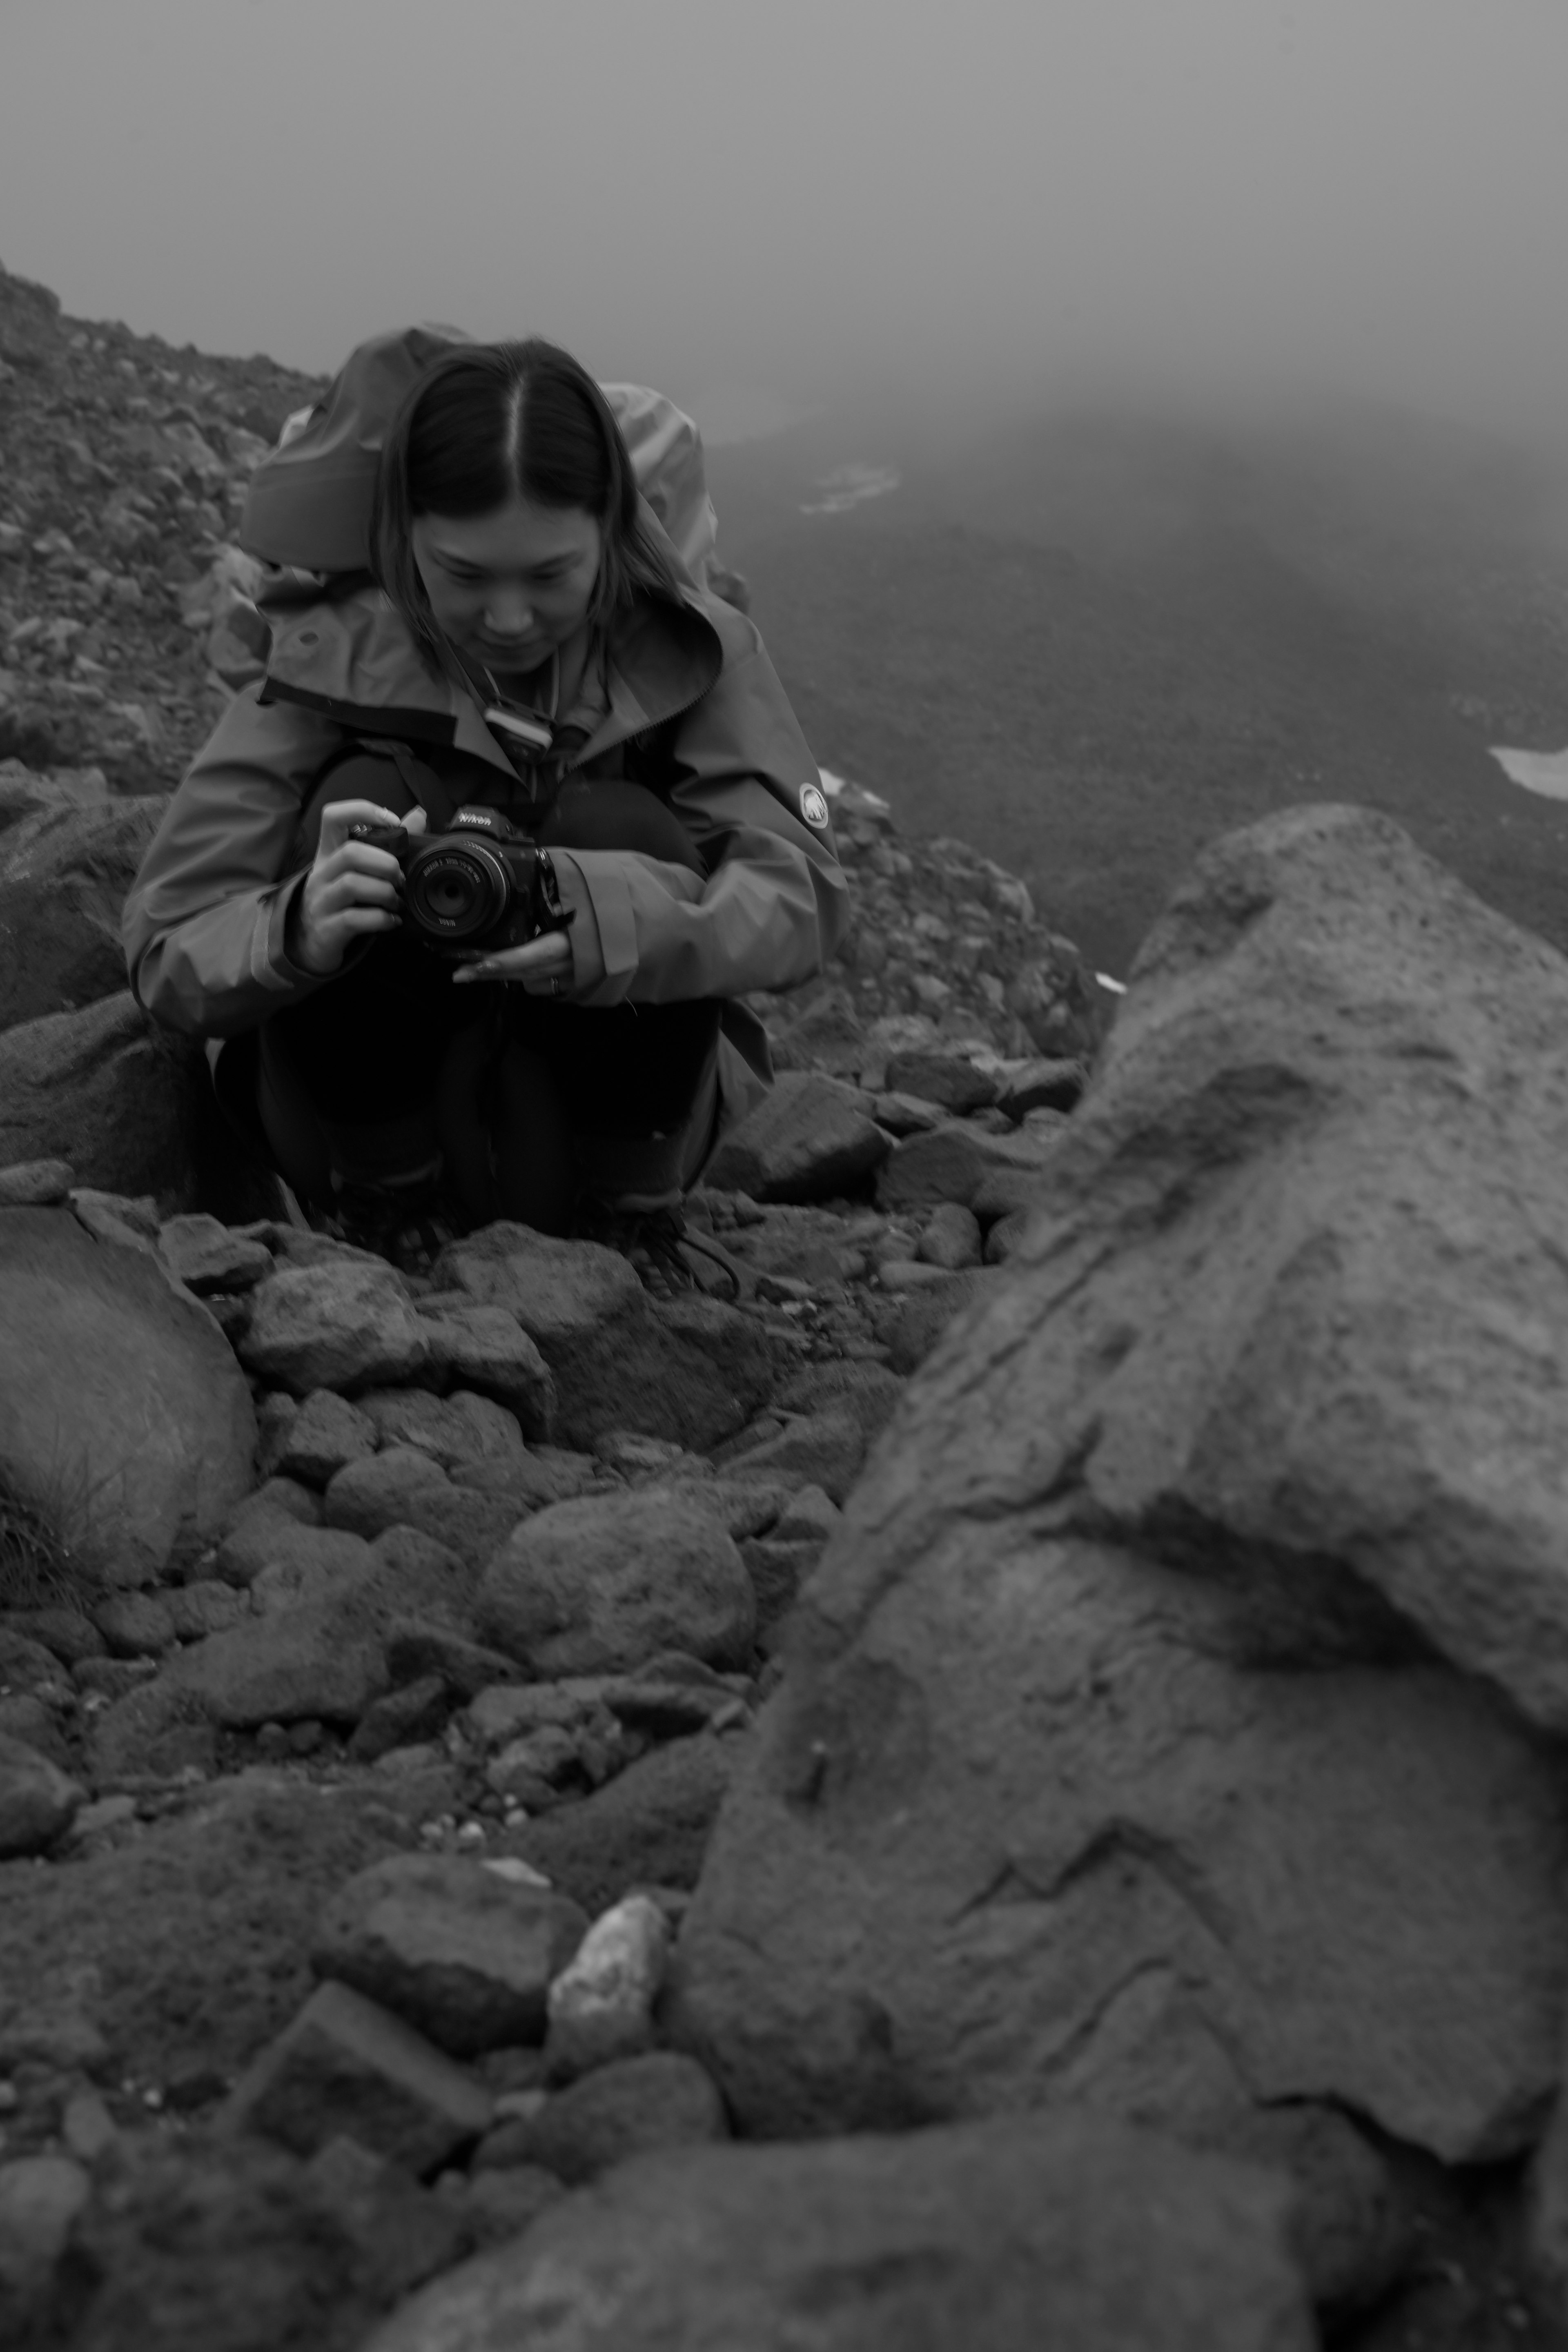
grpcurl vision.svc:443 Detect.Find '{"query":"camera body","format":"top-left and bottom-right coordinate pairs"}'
top-left (350, 806), bottom-right (570, 956)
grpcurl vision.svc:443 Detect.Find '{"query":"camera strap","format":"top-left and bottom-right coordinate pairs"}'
top-left (377, 738), bottom-right (457, 832)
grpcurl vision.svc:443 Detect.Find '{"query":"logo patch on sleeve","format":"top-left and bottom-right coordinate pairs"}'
top-left (799, 782), bottom-right (831, 831)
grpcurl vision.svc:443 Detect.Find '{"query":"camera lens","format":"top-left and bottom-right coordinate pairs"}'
top-left (402, 840), bottom-right (511, 940)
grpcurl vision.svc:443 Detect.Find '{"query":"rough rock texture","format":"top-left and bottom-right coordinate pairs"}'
top-left (677, 1531), bottom-right (1568, 2159)
top-left (677, 811), bottom-right (1568, 2165)
top-left (0, 992), bottom-right (198, 1201)
top-left (875, 1117), bottom-right (1065, 1212)
top-left (704, 1071), bottom-right (891, 1202)
top-left (0, 1778), bottom-right (420, 2088)
top-left (911, 805), bottom-right (1568, 1734)
top-left (241, 1258), bottom-right (432, 1393)
top-left (0, 1731), bottom-right (83, 1855)
top-left (0, 1205), bottom-right (256, 1584)
top-left (323, 1450), bottom-right (523, 1572)
top-left (0, 793), bottom-right (163, 1033)
top-left (502, 1735), bottom-right (736, 1917)
top-left (480, 1490), bottom-right (755, 1677)
top-left (362, 2111), bottom-right (1312, 2352)
top-left (156, 1209), bottom-right (274, 1294)
top-left (414, 1299), bottom-right (557, 1439)
top-left (223, 1980), bottom-right (494, 2174)
top-left (434, 1225), bottom-right (780, 1451)
top-left (174, 1528), bottom-right (476, 1727)
top-left (313, 1854), bottom-right (588, 2058)
top-left (483, 2051), bottom-right (728, 2184)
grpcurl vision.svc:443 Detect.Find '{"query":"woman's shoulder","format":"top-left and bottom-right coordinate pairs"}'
top-left (258, 577), bottom-right (453, 731)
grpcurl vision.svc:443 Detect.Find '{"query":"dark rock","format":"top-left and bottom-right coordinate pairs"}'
top-left (0, 2152), bottom-right (89, 2348)
top-left (480, 1490), bottom-right (755, 1676)
top-left (92, 1588), bottom-right (178, 1657)
top-left (773, 1357), bottom-right (905, 1441)
top-left (0, 1690), bottom-right (71, 1769)
top-left (356, 1387), bottom-right (524, 1471)
top-left (876, 1118), bottom-right (1065, 1212)
top-left (384, 1622), bottom-right (523, 1703)
top-left (6, 1604), bottom-right (104, 1663)
top-left (223, 1980), bottom-right (493, 2173)
top-left (0, 992), bottom-right (199, 1203)
top-left (413, 1298), bottom-right (556, 1439)
top-left (434, 1224), bottom-right (782, 1451)
top-left (275, 1388), bottom-right (378, 1488)
top-left (883, 1048), bottom-right (999, 1114)
top-left (0, 1156), bottom-right (73, 1206)
top-left (364, 2109), bottom-right (1310, 2352)
top-left (0, 1625), bottom-right (71, 1689)
top-left (916, 1200), bottom-right (983, 1270)
top-left (1201, 2103), bottom-right (1416, 2316)
top-left (0, 793), bottom-right (163, 1034)
top-left (171, 1528), bottom-right (473, 1728)
top-left (156, 1210), bottom-right (275, 1293)
top-left (347, 1675), bottom-right (451, 1763)
top-left (217, 1516), bottom-right (368, 1594)
top-left (739, 1537), bottom-right (824, 1646)
top-left (0, 1731), bottom-right (82, 1852)
top-left (704, 1070), bottom-right (891, 1203)
top-left (877, 1267), bottom-right (1003, 1374)
top-left (500, 1733), bottom-right (735, 1916)
top-left (997, 1056), bottom-right (1087, 1118)
top-left (324, 1450), bottom-right (523, 1571)
top-left (0, 1206), bottom-right (256, 1586)
top-left (0, 1777), bottom-right (417, 2090)
top-left (305, 2134), bottom-right (472, 2305)
top-left (313, 1853), bottom-right (588, 2057)
top-left (722, 1404), bottom-right (869, 1505)
top-left (480, 2050), bottom-right (728, 2184)
top-left (86, 1675), bottom-right (219, 1783)
top-left (450, 1449), bottom-right (601, 1510)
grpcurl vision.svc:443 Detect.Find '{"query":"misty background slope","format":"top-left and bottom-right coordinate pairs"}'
top-left (5, 0), bottom-right (1568, 972)
top-left (713, 403), bottom-right (1568, 973)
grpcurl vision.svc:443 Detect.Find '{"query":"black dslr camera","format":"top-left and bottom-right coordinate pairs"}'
top-left (349, 806), bottom-right (571, 956)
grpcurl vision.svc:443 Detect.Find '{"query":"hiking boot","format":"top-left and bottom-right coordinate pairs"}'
top-left (575, 1199), bottom-right (745, 1302)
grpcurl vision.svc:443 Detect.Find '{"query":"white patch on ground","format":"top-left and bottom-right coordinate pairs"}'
top-left (800, 464), bottom-right (902, 516)
top-left (1491, 746), bottom-right (1568, 802)
top-left (818, 767), bottom-right (892, 815)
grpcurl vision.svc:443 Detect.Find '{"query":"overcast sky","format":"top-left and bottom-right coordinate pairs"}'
top-left (4, 0), bottom-right (1567, 441)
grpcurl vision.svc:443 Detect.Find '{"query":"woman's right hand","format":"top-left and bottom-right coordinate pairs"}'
top-left (290, 800), bottom-right (426, 975)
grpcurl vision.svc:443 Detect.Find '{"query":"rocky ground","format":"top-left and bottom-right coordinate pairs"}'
top-left (3, 262), bottom-right (1568, 2350)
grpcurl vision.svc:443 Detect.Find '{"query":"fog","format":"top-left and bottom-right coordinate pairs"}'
top-left (4, 0), bottom-right (1568, 448)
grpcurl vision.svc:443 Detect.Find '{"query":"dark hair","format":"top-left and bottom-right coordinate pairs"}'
top-left (370, 339), bottom-right (682, 666)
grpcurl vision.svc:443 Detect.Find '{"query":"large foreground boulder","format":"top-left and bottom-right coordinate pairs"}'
top-left (674, 805), bottom-right (1568, 2160)
top-left (363, 2110), bottom-right (1311, 2351)
top-left (0, 1206), bottom-right (256, 1585)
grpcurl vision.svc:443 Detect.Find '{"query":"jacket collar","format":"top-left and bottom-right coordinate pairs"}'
top-left (258, 573), bottom-right (722, 779)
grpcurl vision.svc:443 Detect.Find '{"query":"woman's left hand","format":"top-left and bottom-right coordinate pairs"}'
top-left (451, 931), bottom-right (575, 994)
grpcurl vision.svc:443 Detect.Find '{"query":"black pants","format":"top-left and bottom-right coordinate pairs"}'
top-left (258, 767), bottom-right (721, 1233)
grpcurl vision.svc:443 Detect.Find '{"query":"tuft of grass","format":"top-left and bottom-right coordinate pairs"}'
top-left (0, 1454), bottom-right (120, 1614)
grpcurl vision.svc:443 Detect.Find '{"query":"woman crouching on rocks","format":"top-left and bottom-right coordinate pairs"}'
top-left (122, 338), bottom-right (848, 1276)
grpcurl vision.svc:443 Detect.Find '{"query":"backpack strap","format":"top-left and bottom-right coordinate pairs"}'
top-left (295, 735), bottom-right (456, 862)
top-left (380, 738), bottom-right (456, 831)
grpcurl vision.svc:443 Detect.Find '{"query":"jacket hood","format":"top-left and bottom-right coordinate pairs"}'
top-left (240, 326), bottom-right (719, 585)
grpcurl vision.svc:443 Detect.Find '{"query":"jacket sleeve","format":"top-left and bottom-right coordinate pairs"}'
top-left (553, 607), bottom-right (851, 1008)
top-left (122, 686), bottom-right (350, 1036)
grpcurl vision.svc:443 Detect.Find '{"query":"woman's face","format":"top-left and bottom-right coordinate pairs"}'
top-left (412, 495), bottom-right (604, 675)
